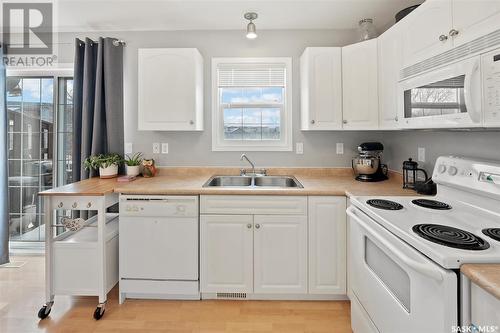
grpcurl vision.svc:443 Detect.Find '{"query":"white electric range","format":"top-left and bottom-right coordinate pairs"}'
top-left (347, 156), bottom-right (500, 333)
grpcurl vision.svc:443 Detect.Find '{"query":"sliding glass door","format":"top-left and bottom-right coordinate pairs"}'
top-left (6, 76), bottom-right (73, 243)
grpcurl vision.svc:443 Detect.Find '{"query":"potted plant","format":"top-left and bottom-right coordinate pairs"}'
top-left (84, 153), bottom-right (123, 179)
top-left (124, 152), bottom-right (143, 177)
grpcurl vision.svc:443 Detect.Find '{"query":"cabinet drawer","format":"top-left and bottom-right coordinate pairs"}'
top-left (200, 195), bottom-right (307, 215)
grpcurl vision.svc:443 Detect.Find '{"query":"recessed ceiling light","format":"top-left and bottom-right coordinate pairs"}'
top-left (244, 12), bottom-right (258, 39)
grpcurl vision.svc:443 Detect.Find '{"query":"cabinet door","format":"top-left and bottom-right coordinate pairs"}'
top-left (452, 0), bottom-right (500, 47)
top-left (253, 215), bottom-right (307, 294)
top-left (308, 197), bottom-right (346, 295)
top-left (378, 25), bottom-right (402, 130)
top-left (342, 39), bottom-right (379, 130)
top-left (200, 215), bottom-right (253, 293)
top-left (300, 47), bottom-right (343, 130)
top-left (138, 48), bottom-right (203, 131)
top-left (470, 283), bottom-right (500, 328)
top-left (401, 0), bottom-right (453, 67)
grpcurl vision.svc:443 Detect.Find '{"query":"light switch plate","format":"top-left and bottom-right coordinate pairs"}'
top-left (152, 143), bottom-right (160, 154)
top-left (161, 143), bottom-right (169, 154)
top-left (125, 142), bottom-right (133, 154)
top-left (418, 147), bottom-right (425, 162)
top-left (336, 143), bottom-right (344, 154)
top-left (296, 142), bottom-right (304, 154)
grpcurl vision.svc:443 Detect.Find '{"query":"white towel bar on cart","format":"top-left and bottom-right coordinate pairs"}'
top-left (38, 193), bottom-right (119, 321)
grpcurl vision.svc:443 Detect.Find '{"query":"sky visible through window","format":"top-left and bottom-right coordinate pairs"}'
top-left (221, 87), bottom-right (283, 141)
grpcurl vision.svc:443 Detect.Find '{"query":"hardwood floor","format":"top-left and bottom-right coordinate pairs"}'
top-left (0, 256), bottom-right (352, 333)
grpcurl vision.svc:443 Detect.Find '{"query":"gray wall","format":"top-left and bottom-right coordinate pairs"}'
top-left (383, 130), bottom-right (500, 175)
top-left (57, 29), bottom-right (500, 171)
top-left (58, 29), bottom-right (394, 168)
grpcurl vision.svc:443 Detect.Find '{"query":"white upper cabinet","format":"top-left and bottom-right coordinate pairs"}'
top-left (138, 48), bottom-right (204, 131)
top-left (378, 23), bottom-right (403, 130)
top-left (342, 39), bottom-right (379, 130)
top-left (401, 0), bottom-right (500, 68)
top-left (300, 47), bottom-right (343, 130)
top-left (401, 0), bottom-right (453, 67)
top-left (451, 0), bottom-right (500, 47)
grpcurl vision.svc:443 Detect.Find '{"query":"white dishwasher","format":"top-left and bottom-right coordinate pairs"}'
top-left (119, 195), bottom-right (199, 303)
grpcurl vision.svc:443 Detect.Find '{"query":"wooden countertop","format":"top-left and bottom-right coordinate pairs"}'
top-left (38, 177), bottom-right (118, 196)
top-left (39, 167), bottom-right (415, 197)
top-left (461, 264), bottom-right (500, 300)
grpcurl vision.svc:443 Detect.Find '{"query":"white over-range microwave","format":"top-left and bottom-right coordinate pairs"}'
top-left (398, 46), bottom-right (500, 129)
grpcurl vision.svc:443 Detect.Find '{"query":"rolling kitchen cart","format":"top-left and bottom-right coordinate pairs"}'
top-left (37, 188), bottom-right (119, 320)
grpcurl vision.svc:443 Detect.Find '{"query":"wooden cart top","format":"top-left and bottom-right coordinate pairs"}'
top-left (39, 177), bottom-right (118, 196)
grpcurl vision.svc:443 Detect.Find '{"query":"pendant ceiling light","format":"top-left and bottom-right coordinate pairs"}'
top-left (244, 12), bottom-right (258, 39)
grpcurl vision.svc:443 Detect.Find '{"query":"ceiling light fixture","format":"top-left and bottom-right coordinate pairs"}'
top-left (244, 12), bottom-right (258, 39)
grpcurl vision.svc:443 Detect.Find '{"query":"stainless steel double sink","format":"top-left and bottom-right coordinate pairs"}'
top-left (203, 175), bottom-right (303, 188)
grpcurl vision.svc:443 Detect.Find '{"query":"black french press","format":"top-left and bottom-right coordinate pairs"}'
top-left (402, 158), bottom-right (428, 189)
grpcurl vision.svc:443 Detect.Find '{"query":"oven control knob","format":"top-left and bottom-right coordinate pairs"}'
top-left (448, 166), bottom-right (458, 176)
top-left (438, 164), bottom-right (447, 174)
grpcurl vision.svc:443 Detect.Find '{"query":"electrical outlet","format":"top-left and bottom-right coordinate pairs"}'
top-left (125, 142), bottom-right (133, 154)
top-left (336, 143), bottom-right (344, 155)
top-left (161, 143), bottom-right (169, 154)
top-left (152, 143), bottom-right (160, 154)
top-left (296, 142), bottom-right (304, 154)
top-left (418, 147), bottom-right (425, 162)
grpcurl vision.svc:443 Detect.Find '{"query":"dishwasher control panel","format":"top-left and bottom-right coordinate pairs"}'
top-left (119, 195), bottom-right (198, 217)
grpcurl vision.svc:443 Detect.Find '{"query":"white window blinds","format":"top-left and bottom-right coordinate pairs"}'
top-left (217, 63), bottom-right (286, 87)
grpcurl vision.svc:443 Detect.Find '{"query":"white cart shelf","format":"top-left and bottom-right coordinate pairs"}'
top-left (38, 190), bottom-right (119, 321)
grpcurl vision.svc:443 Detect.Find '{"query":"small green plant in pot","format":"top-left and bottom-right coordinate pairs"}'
top-left (84, 153), bottom-right (123, 179)
top-left (124, 152), bottom-right (143, 177)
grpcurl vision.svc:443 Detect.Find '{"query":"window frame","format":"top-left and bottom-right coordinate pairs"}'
top-left (211, 57), bottom-right (293, 152)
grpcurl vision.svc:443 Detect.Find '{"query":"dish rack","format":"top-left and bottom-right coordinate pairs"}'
top-left (38, 193), bottom-right (119, 321)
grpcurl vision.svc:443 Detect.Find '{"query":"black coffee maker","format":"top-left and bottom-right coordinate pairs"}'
top-left (402, 158), bottom-right (437, 195)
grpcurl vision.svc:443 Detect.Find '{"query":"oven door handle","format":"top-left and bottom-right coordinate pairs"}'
top-left (347, 206), bottom-right (444, 282)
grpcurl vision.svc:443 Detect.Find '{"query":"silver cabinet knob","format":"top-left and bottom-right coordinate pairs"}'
top-left (247, 223), bottom-right (252, 229)
top-left (394, 116), bottom-right (398, 121)
top-left (255, 224), bottom-right (261, 229)
top-left (343, 120), bottom-right (348, 124)
top-left (189, 120), bottom-right (194, 125)
top-left (439, 34), bottom-right (448, 42)
top-left (449, 29), bottom-right (459, 37)
top-left (310, 120), bottom-right (315, 124)
top-left (72, 202), bottom-right (78, 208)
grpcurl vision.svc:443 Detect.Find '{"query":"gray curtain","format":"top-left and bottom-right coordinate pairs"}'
top-left (72, 37), bottom-right (124, 182)
top-left (0, 43), bottom-right (9, 265)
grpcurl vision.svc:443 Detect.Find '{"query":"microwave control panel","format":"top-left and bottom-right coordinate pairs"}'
top-left (482, 48), bottom-right (500, 125)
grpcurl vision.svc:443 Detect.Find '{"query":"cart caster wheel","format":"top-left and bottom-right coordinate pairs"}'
top-left (38, 305), bottom-right (51, 319)
top-left (93, 307), bottom-right (105, 320)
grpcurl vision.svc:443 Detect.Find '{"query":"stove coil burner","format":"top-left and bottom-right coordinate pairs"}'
top-left (413, 224), bottom-right (490, 250)
top-left (412, 199), bottom-right (452, 210)
top-left (482, 228), bottom-right (500, 242)
top-left (366, 199), bottom-right (403, 211)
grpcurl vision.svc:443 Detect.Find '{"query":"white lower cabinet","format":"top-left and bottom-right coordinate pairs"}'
top-left (254, 215), bottom-right (307, 294)
top-left (200, 195), bottom-right (347, 299)
top-left (308, 196), bottom-right (347, 295)
top-left (200, 215), bottom-right (253, 293)
top-left (470, 283), bottom-right (500, 329)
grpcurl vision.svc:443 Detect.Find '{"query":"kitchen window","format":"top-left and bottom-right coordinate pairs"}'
top-left (212, 58), bottom-right (292, 151)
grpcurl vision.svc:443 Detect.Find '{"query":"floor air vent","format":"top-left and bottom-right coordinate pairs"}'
top-left (216, 292), bottom-right (247, 299)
